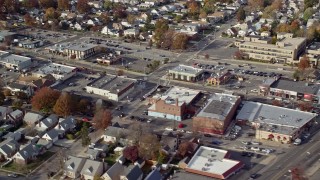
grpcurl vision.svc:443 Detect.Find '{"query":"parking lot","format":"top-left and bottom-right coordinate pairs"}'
top-left (200, 39), bottom-right (237, 59)
top-left (19, 28), bottom-right (76, 43)
top-left (0, 66), bottom-right (21, 84)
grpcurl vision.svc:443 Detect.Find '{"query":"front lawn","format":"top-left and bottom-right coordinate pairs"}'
top-left (1, 151), bottom-right (55, 174)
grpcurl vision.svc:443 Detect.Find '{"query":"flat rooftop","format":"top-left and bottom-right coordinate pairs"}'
top-left (186, 146), bottom-right (242, 177)
top-left (35, 63), bottom-right (76, 75)
top-left (0, 51), bottom-right (31, 65)
top-left (236, 101), bottom-right (317, 133)
top-left (66, 43), bottom-right (97, 51)
top-left (153, 86), bottom-right (200, 106)
top-left (270, 79), bottom-right (320, 95)
top-left (241, 37), bottom-right (305, 50)
top-left (307, 42), bottom-right (320, 51)
top-left (169, 64), bottom-right (203, 76)
top-left (196, 93), bottom-right (240, 121)
top-left (87, 75), bottom-right (136, 94)
top-left (47, 42), bottom-right (97, 52)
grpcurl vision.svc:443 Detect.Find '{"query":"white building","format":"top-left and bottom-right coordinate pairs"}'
top-left (33, 63), bottom-right (76, 81)
top-left (0, 51), bottom-right (32, 70)
top-left (86, 75), bottom-right (136, 102)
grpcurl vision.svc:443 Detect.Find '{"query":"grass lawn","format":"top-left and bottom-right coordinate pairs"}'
top-left (104, 154), bottom-right (119, 166)
top-left (2, 151), bottom-right (55, 174)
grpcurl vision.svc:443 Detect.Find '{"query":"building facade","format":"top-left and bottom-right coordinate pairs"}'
top-left (148, 86), bottom-right (200, 121)
top-left (169, 64), bottom-right (204, 82)
top-left (193, 93), bottom-right (241, 135)
top-left (0, 51), bottom-right (32, 70)
top-left (235, 33), bottom-right (306, 64)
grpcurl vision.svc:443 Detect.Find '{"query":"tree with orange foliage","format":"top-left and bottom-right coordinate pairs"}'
top-left (187, 0), bottom-right (200, 18)
top-left (77, 0), bottom-right (90, 14)
top-left (92, 109), bottom-right (112, 130)
top-left (248, 0), bottom-right (265, 10)
top-left (57, 0), bottom-right (70, 10)
top-left (24, 13), bottom-right (36, 26)
top-left (31, 87), bottom-right (60, 113)
top-left (178, 142), bottom-right (194, 157)
top-left (53, 92), bottom-right (75, 117)
top-left (298, 55), bottom-right (310, 71)
top-left (272, 100), bottom-right (282, 107)
top-left (298, 102), bottom-right (312, 112)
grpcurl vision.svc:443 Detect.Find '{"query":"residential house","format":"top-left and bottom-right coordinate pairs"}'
top-left (13, 143), bottom-right (40, 164)
top-left (64, 156), bottom-right (86, 179)
top-left (36, 114), bottom-right (59, 131)
top-left (23, 112), bottom-right (44, 126)
top-left (0, 106), bottom-right (12, 121)
top-left (80, 159), bottom-right (106, 180)
top-left (3, 128), bottom-right (25, 141)
top-left (160, 132), bottom-right (178, 155)
top-left (261, 31), bottom-right (271, 37)
top-left (6, 82), bottom-right (34, 97)
top-left (55, 116), bottom-right (77, 135)
top-left (7, 109), bottom-right (24, 126)
top-left (101, 26), bottom-right (120, 37)
top-left (124, 28), bottom-right (140, 36)
top-left (29, 75), bottom-right (56, 91)
top-left (36, 138), bottom-right (53, 149)
top-left (207, 12), bottom-right (226, 24)
top-left (0, 139), bottom-right (19, 159)
top-left (87, 143), bottom-right (108, 160)
top-left (102, 126), bottom-right (136, 146)
top-left (102, 162), bottom-right (143, 180)
top-left (145, 167), bottom-right (163, 180)
top-left (226, 27), bottom-right (238, 37)
top-left (42, 128), bottom-right (60, 143)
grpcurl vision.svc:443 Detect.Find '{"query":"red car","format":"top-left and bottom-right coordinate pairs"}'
top-left (82, 118), bottom-right (90, 122)
top-left (178, 123), bottom-right (184, 128)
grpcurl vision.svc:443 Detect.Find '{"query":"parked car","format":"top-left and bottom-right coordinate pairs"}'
top-left (251, 147), bottom-right (260, 151)
top-left (251, 141), bottom-right (261, 145)
top-left (242, 141), bottom-right (251, 145)
top-left (250, 173), bottom-right (259, 179)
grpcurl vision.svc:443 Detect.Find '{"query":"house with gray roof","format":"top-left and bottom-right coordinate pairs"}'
top-left (36, 138), bottom-right (53, 149)
top-left (80, 159), bottom-right (106, 180)
top-left (42, 128), bottom-right (60, 143)
top-left (102, 162), bottom-right (143, 180)
top-left (54, 116), bottom-right (77, 134)
top-left (0, 106), bottom-right (12, 120)
top-left (7, 109), bottom-right (24, 126)
top-left (36, 114), bottom-right (59, 131)
top-left (64, 156), bottom-right (86, 179)
top-left (145, 167), bottom-right (163, 180)
top-left (0, 139), bottom-right (19, 159)
top-left (101, 126), bottom-right (136, 146)
top-left (13, 143), bottom-right (40, 164)
top-left (23, 112), bottom-right (44, 126)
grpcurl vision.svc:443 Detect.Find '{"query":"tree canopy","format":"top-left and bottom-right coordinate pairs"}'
top-left (31, 87), bottom-right (60, 113)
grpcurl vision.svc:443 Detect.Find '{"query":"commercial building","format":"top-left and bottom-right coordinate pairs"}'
top-left (193, 93), bottom-right (241, 135)
top-left (18, 39), bottom-right (43, 49)
top-left (169, 64), bottom-right (204, 82)
top-left (185, 146), bottom-right (244, 179)
top-left (0, 30), bottom-right (16, 42)
top-left (148, 86), bottom-right (200, 121)
top-left (0, 51), bottom-right (32, 70)
top-left (305, 41), bottom-right (320, 67)
top-left (259, 78), bottom-right (320, 103)
top-left (33, 63), bottom-right (76, 81)
top-left (86, 75), bottom-right (136, 102)
top-left (235, 33), bottom-right (306, 64)
top-left (236, 101), bottom-right (317, 143)
top-left (46, 42), bottom-right (97, 60)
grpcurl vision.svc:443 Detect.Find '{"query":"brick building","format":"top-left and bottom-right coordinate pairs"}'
top-left (193, 93), bottom-right (241, 135)
top-left (148, 86), bottom-right (200, 121)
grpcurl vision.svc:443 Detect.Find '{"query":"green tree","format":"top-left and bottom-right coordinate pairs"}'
top-left (236, 7), bottom-right (246, 22)
top-left (103, 0), bottom-right (113, 10)
top-left (293, 70), bottom-right (300, 80)
top-left (174, 15), bottom-right (182, 23)
top-left (304, 0), bottom-right (318, 9)
top-left (12, 99), bottom-right (23, 109)
top-left (81, 123), bottom-right (91, 147)
top-left (303, 7), bottom-right (314, 22)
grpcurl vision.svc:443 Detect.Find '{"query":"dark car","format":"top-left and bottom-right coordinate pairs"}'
top-left (129, 116), bottom-right (135, 120)
top-left (241, 151), bottom-right (248, 156)
top-left (250, 173), bottom-right (259, 179)
top-left (212, 140), bottom-right (223, 145)
top-left (204, 134), bottom-right (212, 137)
